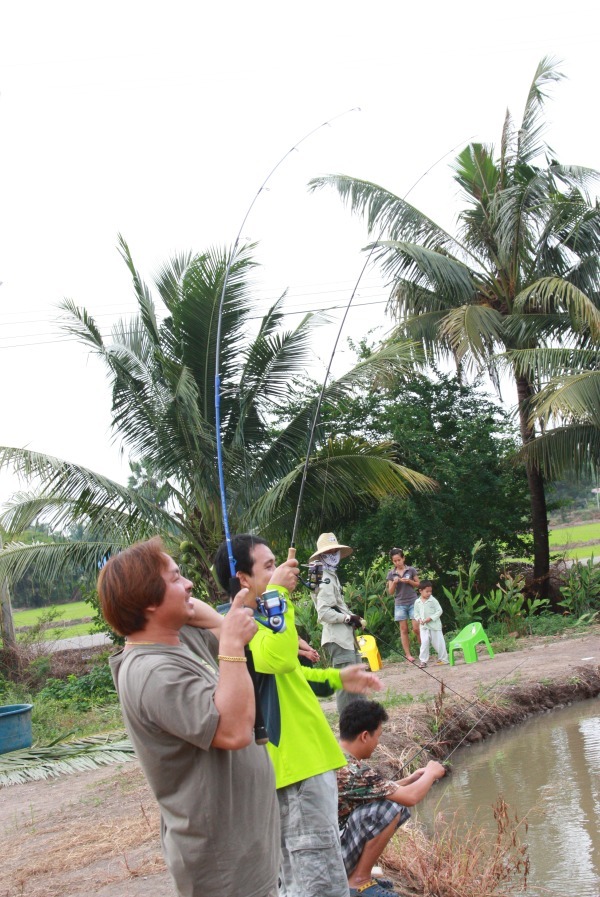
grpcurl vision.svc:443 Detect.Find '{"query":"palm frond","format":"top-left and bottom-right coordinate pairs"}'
top-left (249, 438), bottom-right (436, 532)
top-left (517, 56), bottom-right (563, 164)
top-left (117, 234), bottom-right (161, 346)
top-left (0, 540), bottom-right (127, 588)
top-left (437, 304), bottom-right (506, 368)
top-left (58, 299), bottom-right (106, 350)
top-left (507, 346), bottom-right (600, 381)
top-left (0, 732), bottom-right (135, 787)
top-left (530, 371), bottom-right (600, 427)
top-left (518, 423), bottom-right (600, 479)
top-left (153, 250), bottom-right (195, 308)
top-left (308, 175), bottom-right (461, 253)
top-left (0, 447), bottom-right (179, 537)
top-left (375, 241), bottom-right (480, 306)
top-left (514, 277), bottom-right (600, 339)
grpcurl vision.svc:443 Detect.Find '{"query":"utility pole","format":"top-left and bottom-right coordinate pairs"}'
top-left (0, 536), bottom-right (17, 654)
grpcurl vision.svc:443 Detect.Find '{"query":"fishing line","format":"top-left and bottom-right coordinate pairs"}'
top-left (396, 657), bottom-right (529, 775)
top-left (367, 627), bottom-right (478, 707)
top-left (288, 133), bottom-right (476, 554)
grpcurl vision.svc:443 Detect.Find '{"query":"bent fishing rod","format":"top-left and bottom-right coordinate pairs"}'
top-left (213, 108), bottom-right (360, 741)
top-left (287, 133), bottom-right (475, 560)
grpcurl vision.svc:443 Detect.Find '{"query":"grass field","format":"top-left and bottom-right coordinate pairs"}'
top-left (549, 521), bottom-right (600, 547)
top-left (12, 601), bottom-right (95, 641)
top-left (12, 601), bottom-right (91, 628)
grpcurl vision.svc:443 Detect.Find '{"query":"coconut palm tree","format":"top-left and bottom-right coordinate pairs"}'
top-left (309, 57), bottom-right (600, 597)
top-left (0, 238), bottom-right (433, 600)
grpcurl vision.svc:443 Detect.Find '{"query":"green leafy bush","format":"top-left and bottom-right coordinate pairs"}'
top-left (37, 663), bottom-right (117, 711)
top-left (558, 557), bottom-right (600, 618)
top-left (442, 541), bottom-right (487, 629)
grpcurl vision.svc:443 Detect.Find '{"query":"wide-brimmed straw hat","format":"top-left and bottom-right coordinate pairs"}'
top-left (309, 532), bottom-right (353, 563)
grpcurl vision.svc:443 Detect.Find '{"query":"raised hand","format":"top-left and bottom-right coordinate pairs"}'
top-left (220, 588), bottom-right (258, 653)
top-left (268, 557), bottom-right (300, 593)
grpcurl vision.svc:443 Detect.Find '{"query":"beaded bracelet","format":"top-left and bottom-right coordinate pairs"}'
top-left (217, 654), bottom-right (247, 663)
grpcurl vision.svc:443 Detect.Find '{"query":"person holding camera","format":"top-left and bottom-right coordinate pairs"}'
top-left (311, 532), bottom-right (365, 713)
top-left (386, 548), bottom-right (420, 662)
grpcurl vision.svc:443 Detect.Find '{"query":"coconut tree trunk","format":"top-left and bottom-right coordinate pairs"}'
top-left (0, 536), bottom-right (18, 677)
top-left (515, 374), bottom-right (551, 602)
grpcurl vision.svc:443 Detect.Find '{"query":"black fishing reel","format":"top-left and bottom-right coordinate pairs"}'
top-left (301, 562), bottom-right (330, 592)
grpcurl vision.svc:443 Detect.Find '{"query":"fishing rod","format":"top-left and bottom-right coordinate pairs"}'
top-left (214, 107), bottom-right (360, 588)
top-left (213, 108), bottom-right (360, 741)
top-left (287, 133), bottom-right (475, 559)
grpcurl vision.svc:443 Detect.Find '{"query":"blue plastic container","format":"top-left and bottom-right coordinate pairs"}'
top-left (0, 703), bottom-right (33, 754)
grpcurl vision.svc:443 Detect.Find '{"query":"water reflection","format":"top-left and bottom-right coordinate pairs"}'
top-left (415, 699), bottom-right (600, 896)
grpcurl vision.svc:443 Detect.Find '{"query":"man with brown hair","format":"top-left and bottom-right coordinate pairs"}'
top-left (98, 537), bottom-right (282, 897)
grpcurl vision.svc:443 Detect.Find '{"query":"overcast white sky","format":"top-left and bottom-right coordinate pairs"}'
top-left (1, 0), bottom-right (599, 508)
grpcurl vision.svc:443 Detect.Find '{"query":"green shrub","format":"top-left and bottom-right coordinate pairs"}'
top-left (558, 557), bottom-right (600, 618)
top-left (442, 541), bottom-right (487, 629)
top-left (37, 663), bottom-right (117, 711)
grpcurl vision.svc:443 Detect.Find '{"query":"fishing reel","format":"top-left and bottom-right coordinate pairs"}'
top-left (256, 589), bottom-right (287, 633)
top-left (301, 562), bottom-right (330, 592)
top-left (220, 579), bottom-right (287, 633)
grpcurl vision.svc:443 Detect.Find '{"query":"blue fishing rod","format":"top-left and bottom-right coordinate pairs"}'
top-left (213, 109), bottom-right (361, 741)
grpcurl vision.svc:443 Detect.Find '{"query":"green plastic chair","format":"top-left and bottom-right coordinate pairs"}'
top-left (448, 622), bottom-right (495, 665)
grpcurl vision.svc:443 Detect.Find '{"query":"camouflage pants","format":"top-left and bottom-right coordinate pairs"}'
top-left (277, 770), bottom-right (350, 897)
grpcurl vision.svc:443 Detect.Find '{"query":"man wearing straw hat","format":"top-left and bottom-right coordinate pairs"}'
top-left (310, 532), bottom-right (365, 713)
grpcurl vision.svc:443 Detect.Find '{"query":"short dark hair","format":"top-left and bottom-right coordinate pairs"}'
top-left (214, 534), bottom-right (269, 592)
top-left (389, 548), bottom-right (404, 560)
top-left (419, 579), bottom-right (433, 591)
top-left (97, 537), bottom-right (169, 636)
top-left (339, 699), bottom-right (389, 741)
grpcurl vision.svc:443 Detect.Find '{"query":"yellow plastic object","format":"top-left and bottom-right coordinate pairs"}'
top-left (448, 622), bottom-right (495, 666)
top-left (357, 634), bottom-right (382, 671)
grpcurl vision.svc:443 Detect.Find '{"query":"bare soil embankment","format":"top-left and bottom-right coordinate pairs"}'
top-left (2, 628), bottom-right (599, 897)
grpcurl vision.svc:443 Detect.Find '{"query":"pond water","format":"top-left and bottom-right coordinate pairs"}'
top-left (414, 698), bottom-right (600, 896)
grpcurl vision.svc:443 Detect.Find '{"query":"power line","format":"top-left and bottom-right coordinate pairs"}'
top-left (0, 279), bottom-right (386, 328)
top-left (0, 295), bottom-right (392, 350)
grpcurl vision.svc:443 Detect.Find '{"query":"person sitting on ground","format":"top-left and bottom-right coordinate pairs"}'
top-left (413, 580), bottom-right (449, 668)
top-left (337, 699), bottom-right (446, 897)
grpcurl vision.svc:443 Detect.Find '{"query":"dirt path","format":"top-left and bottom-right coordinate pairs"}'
top-left (2, 628), bottom-right (599, 897)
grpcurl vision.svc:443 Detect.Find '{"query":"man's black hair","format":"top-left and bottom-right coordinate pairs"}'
top-left (419, 579), bottom-right (433, 590)
top-left (339, 699), bottom-right (389, 741)
top-left (214, 534), bottom-right (269, 591)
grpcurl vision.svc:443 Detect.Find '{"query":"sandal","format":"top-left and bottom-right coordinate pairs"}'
top-left (349, 880), bottom-right (399, 896)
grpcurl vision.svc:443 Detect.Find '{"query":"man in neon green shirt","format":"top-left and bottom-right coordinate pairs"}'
top-left (213, 534), bottom-right (383, 897)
